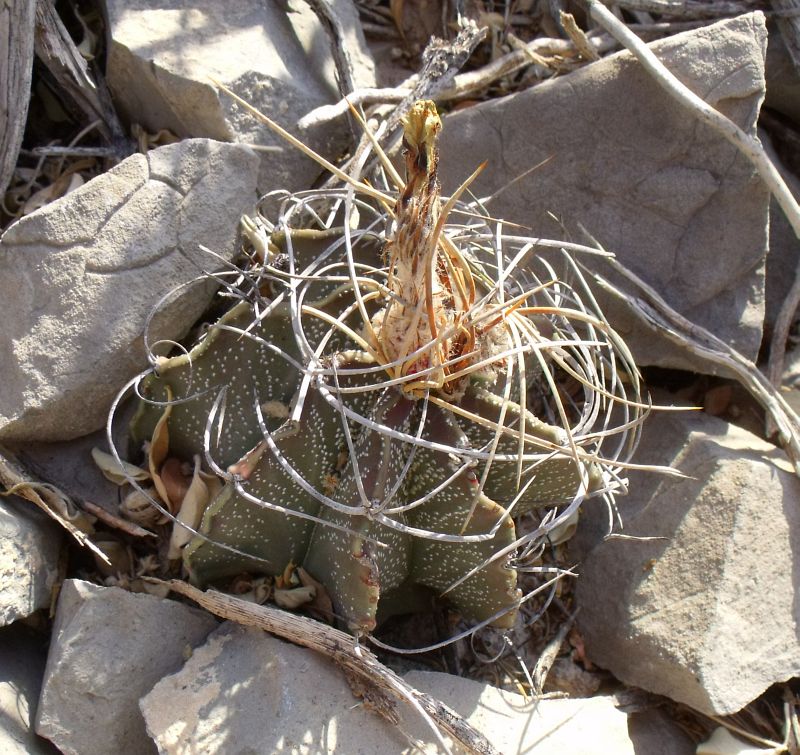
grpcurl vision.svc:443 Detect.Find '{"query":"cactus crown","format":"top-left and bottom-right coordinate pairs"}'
top-left (111, 100), bottom-right (645, 641)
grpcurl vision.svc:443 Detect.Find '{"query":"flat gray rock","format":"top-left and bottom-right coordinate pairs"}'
top-left (0, 139), bottom-right (259, 442)
top-left (575, 409), bottom-right (800, 715)
top-left (404, 670), bottom-right (635, 754)
top-left (0, 623), bottom-right (59, 754)
top-left (0, 498), bottom-right (61, 626)
top-left (439, 13), bottom-right (769, 371)
top-left (106, 0), bottom-right (375, 194)
top-left (35, 580), bottom-right (218, 755)
top-left (142, 621), bottom-right (639, 754)
top-left (141, 622), bottom-right (411, 754)
top-left (627, 709), bottom-right (696, 755)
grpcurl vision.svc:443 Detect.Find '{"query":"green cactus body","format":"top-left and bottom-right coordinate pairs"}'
top-left (123, 101), bottom-right (642, 636)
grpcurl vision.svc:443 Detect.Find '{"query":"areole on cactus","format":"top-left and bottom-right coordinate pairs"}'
top-left (114, 99), bottom-right (644, 638)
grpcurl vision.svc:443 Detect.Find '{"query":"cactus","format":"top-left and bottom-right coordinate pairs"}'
top-left (122, 101), bottom-right (643, 636)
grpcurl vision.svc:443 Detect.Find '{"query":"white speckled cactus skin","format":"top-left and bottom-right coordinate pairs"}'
top-left (123, 102), bottom-right (644, 636)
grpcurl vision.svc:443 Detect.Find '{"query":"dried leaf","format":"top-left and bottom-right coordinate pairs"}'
top-left (167, 455), bottom-right (211, 560)
top-left (274, 585), bottom-right (316, 610)
top-left (230, 575), bottom-right (272, 605)
top-left (160, 458), bottom-right (191, 514)
top-left (21, 172), bottom-right (84, 215)
top-left (276, 561), bottom-right (300, 590)
top-left (227, 440), bottom-right (268, 481)
top-left (75, 16), bottom-right (98, 60)
top-left (200, 471), bottom-right (223, 501)
top-left (91, 447), bottom-right (150, 485)
top-left (3, 479), bottom-right (95, 534)
top-left (298, 567), bottom-right (334, 624)
top-left (93, 538), bottom-right (132, 578)
top-left (140, 580), bottom-right (172, 598)
top-left (119, 486), bottom-right (165, 528)
top-left (0, 451), bottom-right (106, 562)
top-left (389, 0), bottom-right (405, 32)
top-left (148, 388), bottom-right (173, 507)
top-left (547, 508), bottom-right (579, 546)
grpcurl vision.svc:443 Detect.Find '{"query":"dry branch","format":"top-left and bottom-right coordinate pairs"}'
top-left (157, 579), bottom-right (502, 755)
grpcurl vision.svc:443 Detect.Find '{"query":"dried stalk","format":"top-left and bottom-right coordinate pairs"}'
top-left (760, 132), bottom-right (800, 391)
top-left (585, 0), bottom-right (800, 389)
top-left (156, 579), bottom-right (501, 755)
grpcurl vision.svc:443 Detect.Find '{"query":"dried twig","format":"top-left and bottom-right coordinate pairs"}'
top-left (585, 0), bottom-right (800, 393)
top-left (26, 146), bottom-right (118, 158)
top-left (305, 0), bottom-right (357, 98)
top-left (531, 610), bottom-right (578, 694)
top-left (560, 12), bottom-right (600, 61)
top-left (583, 254), bottom-right (800, 476)
top-left (156, 579), bottom-right (502, 755)
top-left (586, 1), bottom-right (800, 243)
top-left (299, 32), bottom-right (615, 129)
top-left (81, 499), bottom-right (156, 539)
top-left (371, 22), bottom-right (486, 133)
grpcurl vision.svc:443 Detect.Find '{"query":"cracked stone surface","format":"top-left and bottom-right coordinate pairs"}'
top-left (35, 580), bottom-right (218, 755)
top-left (0, 497), bottom-right (61, 627)
top-left (106, 0), bottom-right (375, 194)
top-left (439, 13), bottom-right (769, 371)
top-left (574, 407), bottom-right (800, 715)
top-left (0, 138), bottom-right (259, 441)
